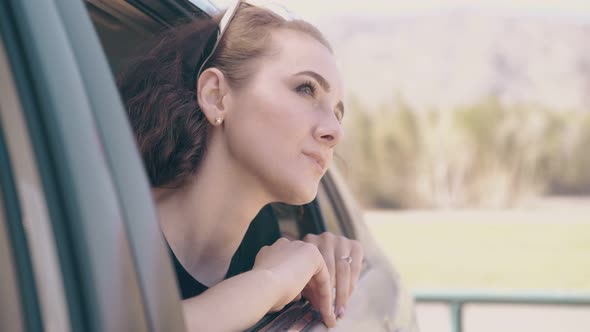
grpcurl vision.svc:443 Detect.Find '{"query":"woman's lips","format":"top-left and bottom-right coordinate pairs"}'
top-left (302, 152), bottom-right (326, 172)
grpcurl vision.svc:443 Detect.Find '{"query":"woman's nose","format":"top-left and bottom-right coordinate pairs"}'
top-left (314, 113), bottom-right (343, 148)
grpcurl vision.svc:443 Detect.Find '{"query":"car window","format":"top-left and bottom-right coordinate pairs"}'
top-left (271, 203), bottom-right (305, 240)
top-left (270, 171), bottom-right (358, 241)
top-left (271, 200), bottom-right (330, 239)
top-left (83, 0), bottom-right (353, 245)
top-left (79, 2), bottom-right (370, 332)
top-left (316, 182), bottom-right (345, 236)
top-left (317, 171), bottom-right (357, 239)
top-left (85, 0), bottom-right (210, 73)
top-left (70, 2), bottom-right (186, 329)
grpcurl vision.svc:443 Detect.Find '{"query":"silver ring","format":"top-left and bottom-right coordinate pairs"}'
top-left (339, 255), bottom-right (353, 264)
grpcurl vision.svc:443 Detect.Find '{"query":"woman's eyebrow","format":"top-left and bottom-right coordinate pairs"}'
top-left (294, 70), bottom-right (331, 93)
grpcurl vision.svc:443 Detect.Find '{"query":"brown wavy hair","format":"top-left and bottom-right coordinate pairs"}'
top-left (117, 3), bottom-right (331, 187)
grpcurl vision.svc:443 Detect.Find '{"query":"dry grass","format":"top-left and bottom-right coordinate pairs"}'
top-left (365, 207), bottom-right (590, 291)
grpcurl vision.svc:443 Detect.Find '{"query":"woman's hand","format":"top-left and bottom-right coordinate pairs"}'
top-left (252, 238), bottom-right (337, 328)
top-left (302, 232), bottom-right (364, 318)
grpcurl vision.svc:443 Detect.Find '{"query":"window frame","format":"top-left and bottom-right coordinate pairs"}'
top-left (0, 91), bottom-right (37, 332)
top-left (0, 185), bottom-right (26, 332)
top-left (0, 0), bottom-right (173, 330)
top-left (272, 171), bottom-right (359, 241)
top-left (317, 170), bottom-right (357, 239)
top-left (0, 25), bottom-right (60, 332)
top-left (79, 1), bottom-right (379, 331)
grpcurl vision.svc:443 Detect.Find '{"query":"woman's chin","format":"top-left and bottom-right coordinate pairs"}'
top-left (282, 185), bottom-right (319, 205)
top-left (287, 196), bottom-right (314, 206)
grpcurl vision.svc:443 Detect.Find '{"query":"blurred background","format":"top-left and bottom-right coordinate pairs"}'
top-left (221, 1), bottom-right (590, 330)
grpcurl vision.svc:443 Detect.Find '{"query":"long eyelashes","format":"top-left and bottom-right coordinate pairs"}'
top-left (295, 80), bottom-right (317, 97)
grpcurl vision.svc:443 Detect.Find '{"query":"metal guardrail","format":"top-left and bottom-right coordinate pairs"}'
top-left (413, 290), bottom-right (590, 332)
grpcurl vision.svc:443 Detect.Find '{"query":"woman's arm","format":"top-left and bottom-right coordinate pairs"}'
top-left (182, 238), bottom-right (337, 332)
top-left (182, 269), bottom-right (279, 332)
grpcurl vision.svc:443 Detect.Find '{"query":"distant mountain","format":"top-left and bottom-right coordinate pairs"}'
top-left (317, 10), bottom-right (590, 111)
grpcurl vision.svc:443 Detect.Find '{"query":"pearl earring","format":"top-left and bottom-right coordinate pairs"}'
top-left (215, 117), bottom-right (223, 125)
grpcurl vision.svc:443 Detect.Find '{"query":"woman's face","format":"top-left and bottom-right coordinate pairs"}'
top-left (223, 29), bottom-right (344, 205)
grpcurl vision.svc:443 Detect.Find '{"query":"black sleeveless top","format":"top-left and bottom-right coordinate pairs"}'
top-left (169, 205), bottom-right (282, 299)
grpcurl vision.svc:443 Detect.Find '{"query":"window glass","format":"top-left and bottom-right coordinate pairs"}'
top-left (271, 177), bottom-right (351, 240)
top-left (316, 183), bottom-right (345, 236)
top-left (271, 202), bottom-right (305, 240)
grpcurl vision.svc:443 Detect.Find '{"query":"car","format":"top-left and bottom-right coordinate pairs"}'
top-left (0, 0), bottom-right (417, 331)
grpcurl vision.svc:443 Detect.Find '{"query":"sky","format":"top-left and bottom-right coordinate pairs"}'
top-left (208, 0), bottom-right (590, 22)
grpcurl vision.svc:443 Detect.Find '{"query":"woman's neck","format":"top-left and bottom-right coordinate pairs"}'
top-left (154, 143), bottom-right (270, 287)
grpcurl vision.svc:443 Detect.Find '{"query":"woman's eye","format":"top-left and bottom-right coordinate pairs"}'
top-left (296, 81), bottom-right (317, 97)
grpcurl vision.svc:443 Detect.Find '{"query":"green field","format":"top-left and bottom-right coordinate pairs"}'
top-left (365, 210), bottom-right (590, 291)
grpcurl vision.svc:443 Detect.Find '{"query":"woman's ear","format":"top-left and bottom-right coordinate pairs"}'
top-left (197, 68), bottom-right (229, 126)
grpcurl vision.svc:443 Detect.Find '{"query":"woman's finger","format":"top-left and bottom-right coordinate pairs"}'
top-left (334, 253), bottom-right (351, 318)
top-left (319, 245), bottom-right (336, 290)
top-left (310, 257), bottom-right (337, 328)
top-left (274, 237), bottom-right (289, 247)
top-left (305, 233), bottom-right (336, 288)
top-left (349, 240), bottom-right (364, 295)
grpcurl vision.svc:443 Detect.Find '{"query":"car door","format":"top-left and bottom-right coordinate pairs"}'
top-left (0, 0), bottom-right (185, 331)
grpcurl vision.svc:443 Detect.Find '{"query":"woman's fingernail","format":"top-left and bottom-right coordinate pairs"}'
top-left (337, 306), bottom-right (345, 318)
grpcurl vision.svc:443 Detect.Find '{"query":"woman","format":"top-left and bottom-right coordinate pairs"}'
top-left (118, 1), bottom-right (362, 330)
